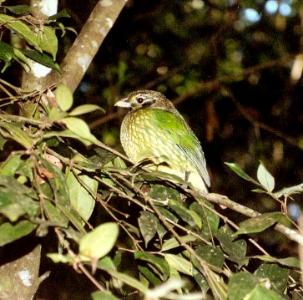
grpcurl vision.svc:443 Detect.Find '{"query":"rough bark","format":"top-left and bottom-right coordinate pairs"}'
top-left (42, 0), bottom-right (127, 92)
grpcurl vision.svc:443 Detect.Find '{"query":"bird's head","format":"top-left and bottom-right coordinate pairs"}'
top-left (115, 90), bottom-right (175, 110)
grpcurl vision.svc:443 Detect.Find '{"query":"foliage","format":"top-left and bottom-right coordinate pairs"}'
top-left (1, 0), bottom-right (303, 299)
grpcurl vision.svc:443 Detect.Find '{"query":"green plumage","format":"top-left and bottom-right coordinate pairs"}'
top-left (115, 90), bottom-right (210, 192)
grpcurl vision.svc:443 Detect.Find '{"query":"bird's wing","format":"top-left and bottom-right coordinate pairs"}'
top-left (151, 108), bottom-right (210, 187)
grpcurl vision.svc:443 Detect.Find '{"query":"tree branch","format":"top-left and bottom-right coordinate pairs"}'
top-left (200, 192), bottom-right (303, 246)
top-left (43, 0), bottom-right (127, 92)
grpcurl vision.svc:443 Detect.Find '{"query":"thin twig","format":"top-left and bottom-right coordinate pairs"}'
top-left (119, 177), bottom-right (229, 299)
top-left (54, 228), bottom-right (105, 291)
top-left (196, 197), bottom-right (270, 256)
top-left (96, 194), bottom-right (143, 251)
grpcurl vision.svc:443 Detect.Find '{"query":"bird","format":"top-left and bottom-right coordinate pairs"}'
top-left (115, 90), bottom-right (210, 193)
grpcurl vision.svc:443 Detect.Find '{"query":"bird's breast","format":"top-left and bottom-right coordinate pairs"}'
top-left (120, 109), bottom-right (156, 163)
top-left (120, 109), bottom-right (185, 165)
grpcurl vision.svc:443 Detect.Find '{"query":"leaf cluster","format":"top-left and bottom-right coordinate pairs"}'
top-left (0, 86), bottom-right (302, 299)
top-left (1, 1), bottom-right (303, 299)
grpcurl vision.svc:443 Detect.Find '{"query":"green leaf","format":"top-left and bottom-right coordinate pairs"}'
top-left (91, 291), bottom-right (119, 300)
top-left (69, 104), bottom-right (105, 116)
top-left (138, 265), bottom-right (162, 286)
top-left (112, 157), bottom-right (127, 169)
top-left (4, 5), bottom-right (31, 15)
top-left (44, 200), bottom-right (69, 227)
top-left (135, 252), bottom-right (170, 280)
top-left (66, 169), bottom-right (97, 221)
top-left (0, 153), bottom-right (22, 176)
top-left (47, 253), bottom-right (73, 264)
top-left (228, 272), bottom-right (258, 300)
top-left (0, 122), bottom-right (33, 148)
top-left (106, 269), bottom-right (147, 293)
top-left (40, 159), bottom-right (69, 206)
top-left (236, 212), bottom-right (285, 235)
top-left (138, 211), bottom-right (158, 247)
top-left (43, 130), bottom-right (92, 146)
top-left (225, 162), bottom-right (258, 185)
top-left (98, 258), bottom-right (148, 292)
top-left (79, 222), bottom-right (119, 260)
top-left (254, 263), bottom-right (288, 293)
top-left (255, 255), bottom-right (300, 269)
top-left (13, 47), bottom-right (30, 71)
top-left (245, 285), bottom-right (284, 300)
top-left (48, 107), bottom-right (67, 121)
top-left (12, 47), bottom-right (30, 70)
top-left (98, 256), bottom-right (117, 271)
top-left (257, 163), bottom-right (275, 192)
top-left (251, 188), bottom-right (268, 194)
top-left (168, 199), bottom-right (199, 227)
top-left (188, 209), bottom-right (202, 228)
top-left (137, 207), bottom-right (166, 245)
top-left (195, 245), bottom-right (225, 268)
top-left (0, 175), bottom-right (39, 221)
top-left (0, 14), bottom-right (40, 50)
top-left (0, 134), bottom-right (6, 150)
top-left (149, 184), bottom-right (181, 204)
top-left (40, 159), bottom-right (85, 233)
top-left (55, 84), bottom-right (73, 112)
top-left (0, 40), bottom-right (15, 72)
top-left (23, 49), bottom-right (60, 71)
top-left (216, 225), bottom-right (248, 267)
top-left (156, 206), bottom-right (179, 223)
top-left (164, 254), bottom-right (193, 276)
top-left (0, 15), bottom-right (58, 60)
top-left (36, 26), bottom-right (58, 59)
top-left (161, 235), bottom-right (197, 252)
top-left (193, 271), bottom-right (209, 292)
top-left (191, 201), bottom-right (220, 239)
top-left (0, 221), bottom-right (36, 246)
top-left (60, 117), bottom-right (97, 143)
top-left (274, 183), bottom-right (303, 198)
top-left (0, 191), bottom-right (38, 222)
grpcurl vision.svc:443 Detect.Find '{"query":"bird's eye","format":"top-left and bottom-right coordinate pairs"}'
top-left (137, 97), bottom-right (144, 104)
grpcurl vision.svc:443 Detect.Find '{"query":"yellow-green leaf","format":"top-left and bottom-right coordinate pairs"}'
top-left (36, 26), bottom-right (58, 59)
top-left (0, 14), bottom-right (40, 50)
top-left (79, 222), bottom-right (119, 260)
top-left (0, 221), bottom-right (36, 246)
top-left (236, 212), bottom-right (284, 235)
top-left (69, 104), bottom-right (105, 116)
top-left (225, 162), bottom-right (259, 185)
top-left (55, 84), bottom-right (73, 112)
top-left (164, 254), bottom-right (193, 276)
top-left (60, 117), bottom-right (97, 143)
top-left (66, 169), bottom-right (97, 221)
top-left (257, 163), bottom-right (275, 192)
top-left (0, 122), bottom-right (33, 148)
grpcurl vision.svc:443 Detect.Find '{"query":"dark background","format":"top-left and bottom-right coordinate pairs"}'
top-left (69, 0), bottom-right (302, 205)
top-left (2, 0), bottom-right (303, 298)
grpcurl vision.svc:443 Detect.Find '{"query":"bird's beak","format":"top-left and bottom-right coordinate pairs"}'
top-left (114, 98), bottom-right (131, 108)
